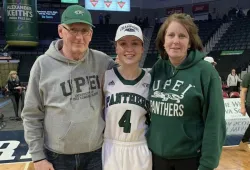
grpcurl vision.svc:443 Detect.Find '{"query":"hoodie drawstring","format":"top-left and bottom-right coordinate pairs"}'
top-left (68, 58), bottom-right (94, 111)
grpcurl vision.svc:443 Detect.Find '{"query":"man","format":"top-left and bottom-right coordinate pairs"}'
top-left (204, 56), bottom-right (221, 83)
top-left (239, 73), bottom-right (250, 152)
top-left (22, 5), bottom-right (116, 170)
top-left (204, 56), bottom-right (217, 67)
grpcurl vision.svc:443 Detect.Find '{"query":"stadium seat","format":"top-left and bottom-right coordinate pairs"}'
top-left (229, 92), bottom-right (240, 98)
top-left (223, 91), bottom-right (229, 98)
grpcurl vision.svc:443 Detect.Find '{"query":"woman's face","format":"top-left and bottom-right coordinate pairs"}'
top-left (11, 73), bottom-right (17, 79)
top-left (164, 21), bottom-right (190, 61)
top-left (232, 69), bottom-right (236, 74)
top-left (116, 35), bottom-right (144, 66)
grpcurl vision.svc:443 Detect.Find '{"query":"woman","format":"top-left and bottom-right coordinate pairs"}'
top-left (147, 13), bottom-right (226, 170)
top-left (102, 23), bottom-right (152, 170)
top-left (227, 68), bottom-right (242, 94)
top-left (7, 71), bottom-right (23, 119)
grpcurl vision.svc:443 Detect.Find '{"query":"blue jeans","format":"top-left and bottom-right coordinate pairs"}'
top-left (45, 148), bottom-right (102, 170)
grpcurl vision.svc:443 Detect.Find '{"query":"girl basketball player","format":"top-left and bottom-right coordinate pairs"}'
top-left (102, 23), bottom-right (152, 170)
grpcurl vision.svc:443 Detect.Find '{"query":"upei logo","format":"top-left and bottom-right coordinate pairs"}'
top-left (117, 1), bottom-right (125, 8)
top-left (74, 10), bottom-right (84, 15)
top-left (104, 0), bottom-right (112, 8)
top-left (90, 0), bottom-right (99, 7)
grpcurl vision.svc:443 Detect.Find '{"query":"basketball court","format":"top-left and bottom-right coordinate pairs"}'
top-left (0, 97), bottom-right (250, 170)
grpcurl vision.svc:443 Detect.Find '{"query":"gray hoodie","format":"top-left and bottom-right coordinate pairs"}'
top-left (22, 39), bottom-right (116, 161)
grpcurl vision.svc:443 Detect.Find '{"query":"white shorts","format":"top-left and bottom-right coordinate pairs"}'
top-left (102, 139), bottom-right (152, 170)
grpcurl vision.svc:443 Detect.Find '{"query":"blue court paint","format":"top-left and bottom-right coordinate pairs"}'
top-left (0, 99), bottom-right (11, 108)
top-left (0, 130), bottom-right (247, 163)
top-left (0, 130), bottom-right (31, 163)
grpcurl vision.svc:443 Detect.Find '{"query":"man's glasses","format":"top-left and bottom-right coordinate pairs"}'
top-left (62, 25), bottom-right (92, 36)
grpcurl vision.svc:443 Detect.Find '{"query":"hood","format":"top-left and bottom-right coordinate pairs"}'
top-left (45, 39), bottom-right (88, 64)
top-left (166, 50), bottom-right (205, 70)
top-left (164, 50), bottom-right (206, 79)
top-left (173, 50), bottom-right (206, 70)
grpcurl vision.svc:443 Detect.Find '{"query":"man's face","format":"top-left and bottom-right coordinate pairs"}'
top-left (58, 23), bottom-right (93, 55)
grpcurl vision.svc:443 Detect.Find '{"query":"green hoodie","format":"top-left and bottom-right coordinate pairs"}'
top-left (147, 50), bottom-right (226, 170)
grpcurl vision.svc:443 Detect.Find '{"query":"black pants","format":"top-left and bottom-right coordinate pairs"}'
top-left (242, 105), bottom-right (250, 142)
top-left (10, 93), bottom-right (20, 117)
top-left (153, 153), bottom-right (200, 170)
top-left (20, 91), bottom-right (25, 113)
top-left (228, 86), bottom-right (238, 94)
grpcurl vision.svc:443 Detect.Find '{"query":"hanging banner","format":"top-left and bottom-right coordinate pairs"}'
top-left (3, 0), bottom-right (38, 46)
top-left (224, 98), bottom-right (250, 135)
top-left (192, 4), bottom-right (209, 14)
top-left (166, 7), bottom-right (183, 16)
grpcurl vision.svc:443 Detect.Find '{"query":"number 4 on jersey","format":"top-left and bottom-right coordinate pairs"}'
top-left (118, 110), bottom-right (131, 133)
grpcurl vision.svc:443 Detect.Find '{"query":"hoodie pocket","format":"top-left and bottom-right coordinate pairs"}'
top-left (147, 117), bottom-right (201, 158)
top-left (182, 123), bottom-right (195, 141)
top-left (58, 121), bottom-right (93, 153)
top-left (56, 118), bottom-right (104, 154)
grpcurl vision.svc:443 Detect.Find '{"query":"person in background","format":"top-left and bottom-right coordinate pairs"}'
top-left (204, 56), bottom-right (222, 83)
top-left (239, 72), bottom-right (250, 152)
top-left (227, 68), bottom-right (242, 94)
top-left (204, 56), bottom-right (217, 67)
top-left (147, 13), bottom-right (226, 170)
top-left (7, 71), bottom-right (24, 120)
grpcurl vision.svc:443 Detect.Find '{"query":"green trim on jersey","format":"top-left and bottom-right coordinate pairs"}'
top-left (113, 67), bottom-right (145, 85)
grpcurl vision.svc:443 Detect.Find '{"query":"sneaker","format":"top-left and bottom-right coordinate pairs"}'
top-left (239, 141), bottom-right (250, 152)
top-left (9, 117), bottom-right (22, 121)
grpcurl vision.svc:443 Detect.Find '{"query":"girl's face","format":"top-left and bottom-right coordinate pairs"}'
top-left (116, 35), bottom-right (144, 66)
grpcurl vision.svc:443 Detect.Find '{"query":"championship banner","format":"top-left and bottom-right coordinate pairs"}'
top-left (224, 98), bottom-right (250, 135)
top-left (166, 7), bottom-right (183, 16)
top-left (3, 0), bottom-right (38, 46)
top-left (192, 4), bottom-right (209, 14)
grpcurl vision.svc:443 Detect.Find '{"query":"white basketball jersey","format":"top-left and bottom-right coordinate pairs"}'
top-left (103, 68), bottom-right (151, 142)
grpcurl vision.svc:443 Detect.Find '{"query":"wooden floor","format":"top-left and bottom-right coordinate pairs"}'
top-left (0, 162), bottom-right (34, 170)
top-left (0, 146), bottom-right (250, 170)
top-left (216, 145), bottom-right (250, 170)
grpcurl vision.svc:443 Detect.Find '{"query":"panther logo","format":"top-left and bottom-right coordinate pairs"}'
top-left (151, 91), bottom-right (184, 103)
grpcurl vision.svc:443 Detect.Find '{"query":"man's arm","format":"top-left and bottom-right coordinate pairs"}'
top-left (240, 87), bottom-right (248, 115)
top-left (240, 74), bottom-right (250, 116)
top-left (106, 55), bottom-right (118, 70)
top-left (21, 61), bottom-right (46, 162)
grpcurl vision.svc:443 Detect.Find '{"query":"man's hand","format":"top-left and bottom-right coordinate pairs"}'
top-left (34, 160), bottom-right (54, 170)
top-left (241, 107), bottom-right (247, 116)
